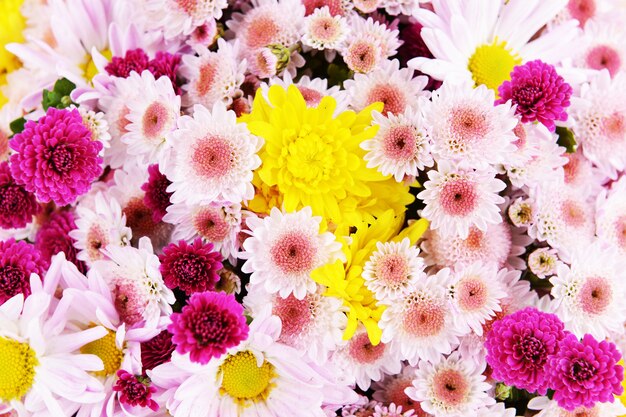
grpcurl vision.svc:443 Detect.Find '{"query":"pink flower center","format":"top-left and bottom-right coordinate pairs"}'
top-left (191, 136), bottom-right (234, 179)
top-left (374, 253), bottom-right (409, 286)
top-left (86, 224), bottom-right (108, 261)
top-left (450, 107), bottom-right (489, 144)
top-left (601, 112), bottom-right (626, 141)
top-left (560, 406), bottom-right (600, 417)
top-left (113, 279), bottom-right (147, 325)
top-left (512, 122), bottom-right (527, 149)
top-left (273, 294), bottom-right (312, 341)
top-left (196, 62), bottom-right (217, 97)
top-left (560, 199), bottom-right (586, 227)
top-left (383, 378), bottom-right (424, 414)
top-left (615, 216), bottom-right (626, 249)
top-left (567, 0), bottom-right (596, 27)
top-left (432, 369), bottom-right (470, 407)
top-left (186, 307), bottom-right (235, 347)
top-left (246, 15), bottom-right (279, 49)
top-left (402, 298), bottom-right (445, 337)
top-left (366, 84), bottom-right (406, 116)
top-left (193, 207), bottom-right (231, 242)
top-left (142, 102), bottom-right (170, 139)
top-left (46, 144), bottom-right (76, 173)
top-left (310, 17), bottom-right (341, 42)
top-left (348, 332), bottom-right (386, 363)
top-left (383, 125), bottom-right (418, 161)
top-left (113, 371), bottom-right (157, 411)
top-left (175, 0), bottom-right (197, 14)
top-left (298, 86), bottom-right (323, 106)
top-left (270, 231), bottom-right (316, 274)
top-left (516, 335), bottom-right (546, 365)
top-left (346, 40), bottom-right (378, 73)
top-left (586, 45), bottom-right (621, 77)
top-left (439, 178), bottom-right (478, 216)
top-left (568, 357), bottom-right (596, 382)
top-left (464, 227), bottom-right (485, 251)
top-left (563, 153), bottom-right (581, 184)
top-left (579, 276), bottom-right (612, 315)
top-left (456, 277), bottom-right (488, 312)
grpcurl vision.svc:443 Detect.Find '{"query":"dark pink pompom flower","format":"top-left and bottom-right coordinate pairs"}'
top-left (141, 164), bottom-right (172, 223)
top-left (9, 108), bottom-right (103, 206)
top-left (497, 60), bottom-right (573, 132)
top-left (112, 370), bottom-right (159, 412)
top-left (168, 291), bottom-right (248, 364)
top-left (35, 210), bottom-right (86, 274)
top-left (485, 307), bottom-right (566, 395)
top-left (141, 330), bottom-right (175, 373)
top-left (148, 51), bottom-right (182, 95)
top-left (159, 238), bottom-right (223, 295)
top-left (548, 333), bottom-right (624, 411)
top-left (0, 161), bottom-right (40, 229)
top-left (105, 49), bottom-right (150, 78)
top-left (0, 238), bottom-right (47, 304)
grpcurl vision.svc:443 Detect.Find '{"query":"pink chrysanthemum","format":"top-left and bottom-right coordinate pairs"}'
top-left (548, 333), bottom-right (624, 411)
top-left (168, 291), bottom-right (249, 364)
top-left (0, 161), bottom-right (40, 229)
top-left (141, 330), bottom-right (176, 373)
top-left (159, 238), bottom-right (223, 295)
top-left (485, 307), bottom-right (566, 395)
top-left (35, 210), bottom-right (86, 273)
top-left (497, 60), bottom-right (572, 132)
top-left (112, 370), bottom-right (159, 412)
top-left (106, 48), bottom-right (150, 78)
top-left (0, 238), bottom-right (47, 304)
top-left (141, 164), bottom-right (172, 223)
top-left (9, 108), bottom-right (103, 206)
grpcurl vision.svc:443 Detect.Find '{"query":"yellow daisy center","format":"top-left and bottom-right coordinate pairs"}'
top-left (219, 350), bottom-right (276, 406)
top-left (0, 336), bottom-right (38, 401)
top-left (285, 126), bottom-right (337, 188)
top-left (80, 329), bottom-right (123, 377)
top-left (467, 40), bottom-right (522, 92)
top-left (82, 49), bottom-right (112, 83)
top-left (0, 0), bottom-right (26, 107)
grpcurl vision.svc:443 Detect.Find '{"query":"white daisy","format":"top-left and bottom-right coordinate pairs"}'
top-left (417, 160), bottom-right (506, 239)
top-left (241, 207), bottom-right (345, 299)
top-left (345, 59), bottom-right (429, 117)
top-left (302, 6), bottom-right (350, 55)
top-left (406, 351), bottom-right (494, 417)
top-left (344, 16), bottom-right (401, 64)
top-left (166, 102), bottom-right (262, 206)
top-left (90, 237), bottom-right (175, 327)
top-left (596, 176), bottom-right (626, 255)
top-left (574, 17), bottom-right (626, 77)
top-left (143, 0), bottom-right (228, 39)
top-left (179, 39), bottom-right (247, 109)
top-left (444, 262), bottom-right (507, 336)
top-left (379, 268), bottom-right (463, 365)
top-left (550, 240), bottom-right (626, 340)
top-left (362, 237), bottom-right (426, 302)
top-left (527, 247), bottom-right (561, 279)
top-left (426, 80), bottom-right (517, 168)
top-left (122, 71), bottom-right (180, 168)
top-left (361, 106), bottom-right (434, 182)
top-left (528, 395), bottom-right (626, 417)
top-left (410, 0), bottom-right (580, 92)
top-left (76, 106), bottom-right (111, 153)
top-left (0, 256), bottom-right (106, 416)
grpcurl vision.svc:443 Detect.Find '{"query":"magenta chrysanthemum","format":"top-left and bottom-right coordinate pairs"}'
top-left (0, 161), bottom-right (40, 229)
top-left (141, 330), bottom-right (175, 373)
top-left (159, 238), bottom-right (223, 295)
top-left (9, 107), bottom-right (103, 206)
top-left (485, 307), bottom-right (565, 395)
top-left (105, 49), bottom-right (151, 78)
top-left (548, 333), bottom-right (624, 411)
top-left (35, 210), bottom-right (86, 273)
top-left (497, 60), bottom-right (573, 131)
top-left (112, 370), bottom-right (159, 412)
top-left (141, 164), bottom-right (172, 223)
top-left (168, 291), bottom-right (248, 364)
top-left (148, 51), bottom-right (183, 95)
top-left (0, 238), bottom-right (47, 304)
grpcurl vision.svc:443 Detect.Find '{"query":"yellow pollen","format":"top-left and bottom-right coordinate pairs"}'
top-left (0, 336), bottom-right (38, 401)
top-left (82, 49), bottom-right (112, 83)
top-left (219, 350), bottom-right (276, 406)
top-left (80, 329), bottom-right (123, 377)
top-left (467, 40), bottom-right (522, 93)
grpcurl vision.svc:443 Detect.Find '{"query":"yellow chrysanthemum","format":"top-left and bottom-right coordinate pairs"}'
top-left (0, 0), bottom-right (26, 107)
top-left (311, 210), bottom-right (429, 345)
top-left (241, 85), bottom-right (414, 231)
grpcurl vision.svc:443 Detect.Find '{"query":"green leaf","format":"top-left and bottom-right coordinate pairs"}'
top-left (42, 78), bottom-right (77, 110)
top-left (556, 126), bottom-right (577, 153)
top-left (54, 78), bottom-right (76, 97)
top-left (9, 117), bottom-right (27, 135)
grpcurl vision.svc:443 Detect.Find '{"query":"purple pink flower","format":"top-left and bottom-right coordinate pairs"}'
top-left (168, 291), bottom-right (248, 364)
top-left (35, 210), bottom-right (86, 273)
top-left (0, 238), bottom-right (47, 304)
top-left (485, 307), bottom-right (566, 395)
top-left (548, 333), bottom-right (623, 411)
top-left (106, 49), bottom-right (182, 94)
top-left (9, 108), bottom-right (103, 206)
top-left (141, 330), bottom-right (175, 373)
top-left (141, 164), bottom-right (172, 223)
top-left (0, 161), bottom-right (40, 229)
top-left (112, 370), bottom-right (159, 412)
top-left (497, 60), bottom-right (572, 131)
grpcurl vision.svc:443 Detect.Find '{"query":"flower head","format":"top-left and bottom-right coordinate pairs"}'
top-left (141, 164), bottom-right (172, 223)
top-left (112, 370), bottom-right (159, 412)
top-left (35, 210), bottom-right (85, 273)
top-left (548, 333), bottom-right (624, 411)
top-left (9, 108), bottom-right (103, 206)
top-left (0, 238), bottom-right (47, 304)
top-left (141, 330), bottom-right (175, 373)
top-left (159, 238), bottom-right (223, 295)
top-left (485, 307), bottom-right (566, 395)
top-left (497, 60), bottom-right (572, 131)
top-left (169, 291), bottom-right (248, 364)
top-left (0, 161), bottom-right (40, 230)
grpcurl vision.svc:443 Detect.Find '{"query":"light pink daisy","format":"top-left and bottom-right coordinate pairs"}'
top-left (417, 161), bottom-right (506, 239)
top-left (528, 248), bottom-right (561, 279)
top-left (574, 17), bottom-right (626, 77)
top-left (596, 176), bottom-right (626, 255)
top-left (165, 102), bottom-right (262, 206)
top-left (302, 6), bottom-right (350, 58)
top-left (143, 0), bottom-right (228, 39)
top-left (241, 207), bottom-right (344, 299)
top-left (372, 364), bottom-right (428, 416)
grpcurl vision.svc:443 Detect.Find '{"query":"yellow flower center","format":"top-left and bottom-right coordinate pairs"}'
top-left (0, 0), bottom-right (26, 107)
top-left (0, 336), bottom-right (38, 401)
top-left (467, 40), bottom-right (522, 92)
top-left (82, 49), bottom-right (112, 83)
top-left (284, 126), bottom-right (338, 189)
top-left (80, 329), bottom-right (123, 377)
top-left (219, 350), bottom-right (276, 406)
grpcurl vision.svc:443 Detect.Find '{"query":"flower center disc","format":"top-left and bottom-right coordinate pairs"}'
top-left (80, 329), bottom-right (124, 377)
top-left (219, 350), bottom-right (276, 405)
top-left (468, 41), bottom-right (522, 92)
top-left (0, 336), bottom-right (38, 401)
